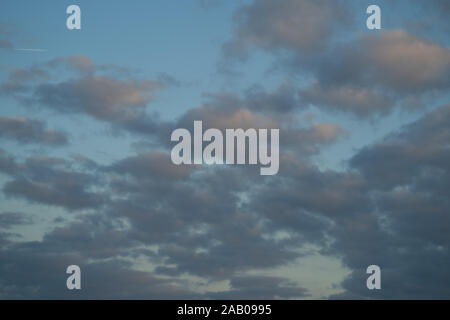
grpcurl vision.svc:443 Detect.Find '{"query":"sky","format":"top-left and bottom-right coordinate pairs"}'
top-left (0, 0), bottom-right (450, 299)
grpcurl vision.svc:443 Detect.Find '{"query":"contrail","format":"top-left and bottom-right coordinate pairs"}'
top-left (14, 48), bottom-right (48, 52)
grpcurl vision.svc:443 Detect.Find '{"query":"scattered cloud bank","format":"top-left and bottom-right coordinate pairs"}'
top-left (1, 0), bottom-right (450, 299)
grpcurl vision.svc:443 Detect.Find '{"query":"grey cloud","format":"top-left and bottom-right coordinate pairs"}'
top-left (0, 152), bottom-right (105, 211)
top-left (2, 100), bottom-right (450, 298)
top-left (364, 30), bottom-right (450, 92)
top-left (330, 103), bottom-right (450, 299)
top-left (204, 83), bottom-right (301, 115)
top-left (156, 212), bottom-right (300, 278)
top-left (105, 154), bottom-right (303, 280)
top-left (208, 275), bottom-right (309, 299)
top-left (1, 234), bottom-right (308, 299)
top-left (318, 30), bottom-right (450, 92)
top-left (298, 30), bottom-right (450, 116)
top-left (0, 117), bottom-right (68, 146)
top-left (176, 105), bottom-right (278, 132)
top-left (3, 177), bottom-right (102, 211)
top-left (246, 156), bottom-right (370, 244)
top-left (0, 212), bottom-right (32, 229)
top-left (109, 151), bottom-right (194, 180)
top-left (0, 39), bottom-right (13, 49)
top-left (34, 76), bottom-right (158, 123)
top-left (1, 66), bottom-right (50, 95)
top-left (0, 149), bottom-right (20, 175)
top-left (1, 56), bottom-right (168, 136)
top-left (171, 95), bottom-right (345, 156)
top-left (0, 23), bottom-right (16, 50)
top-left (350, 103), bottom-right (450, 189)
top-left (157, 72), bottom-right (181, 87)
top-left (2, 3), bottom-right (450, 298)
top-left (0, 246), bottom-right (197, 299)
top-left (38, 214), bottom-right (137, 259)
top-left (46, 55), bottom-right (97, 75)
top-left (224, 0), bottom-right (351, 58)
top-left (300, 83), bottom-right (396, 117)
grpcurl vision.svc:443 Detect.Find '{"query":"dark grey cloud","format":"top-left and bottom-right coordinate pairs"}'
top-left (36, 213), bottom-right (137, 260)
top-left (0, 235), bottom-right (307, 299)
top-left (2, 103), bottom-right (450, 298)
top-left (0, 48), bottom-right (351, 298)
top-left (209, 275), bottom-right (309, 299)
top-left (0, 151), bottom-right (105, 211)
top-left (0, 117), bottom-right (68, 146)
top-left (109, 151), bottom-right (194, 180)
top-left (350, 103), bottom-right (450, 189)
top-left (329, 103), bottom-right (450, 299)
top-left (0, 212), bottom-right (32, 229)
top-left (0, 157), bottom-right (308, 298)
top-left (0, 149), bottom-right (20, 175)
top-left (107, 161), bottom-right (301, 278)
top-left (0, 246), bottom-right (198, 299)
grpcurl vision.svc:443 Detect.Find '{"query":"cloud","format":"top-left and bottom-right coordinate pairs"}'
top-left (300, 83), bottom-right (395, 117)
top-left (156, 72), bottom-right (182, 87)
top-left (0, 66), bottom-right (49, 95)
top-left (1, 104), bottom-right (450, 298)
top-left (0, 117), bottom-right (68, 146)
top-left (0, 246), bottom-right (198, 299)
top-left (0, 23), bottom-right (16, 50)
top-left (176, 106), bottom-right (278, 131)
top-left (171, 93), bottom-right (346, 155)
top-left (205, 83), bottom-right (301, 115)
top-left (209, 275), bottom-right (309, 299)
top-left (298, 30), bottom-right (450, 116)
top-left (0, 152), bottom-right (105, 211)
top-left (330, 103), bottom-right (450, 299)
top-left (0, 39), bottom-right (13, 49)
top-left (107, 160), bottom-right (302, 278)
top-left (364, 30), bottom-right (450, 92)
top-left (0, 47), bottom-right (348, 298)
top-left (0, 212), bottom-right (32, 229)
top-left (224, 0), bottom-right (351, 58)
top-left (34, 76), bottom-right (158, 123)
top-left (0, 149), bottom-right (20, 175)
top-left (1, 55), bottom-right (168, 136)
top-left (109, 151), bottom-right (194, 180)
top-left (2, 2), bottom-right (450, 299)
top-left (350, 103), bottom-right (450, 189)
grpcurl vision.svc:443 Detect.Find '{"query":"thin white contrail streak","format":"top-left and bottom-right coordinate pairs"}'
top-left (14, 48), bottom-right (48, 52)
